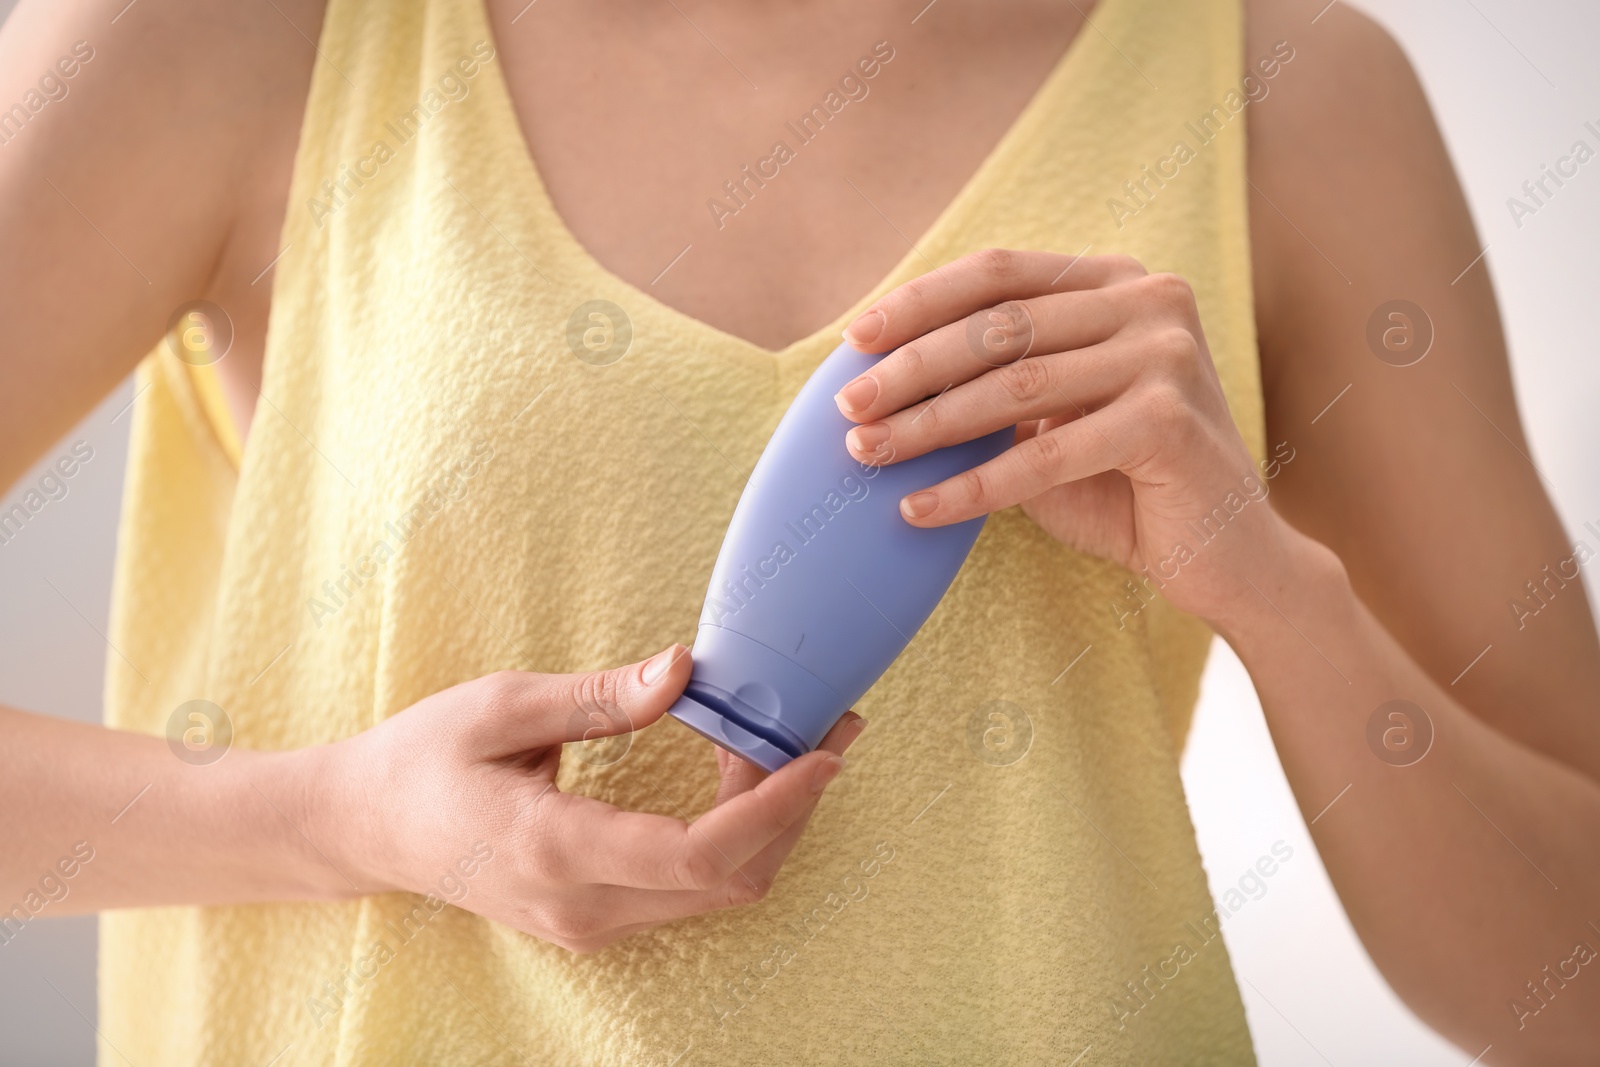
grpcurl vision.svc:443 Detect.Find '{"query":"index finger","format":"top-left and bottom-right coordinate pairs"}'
top-left (842, 249), bottom-right (1146, 355)
top-left (712, 712), bottom-right (868, 892)
top-left (713, 710), bottom-right (866, 806)
top-left (534, 748), bottom-right (844, 892)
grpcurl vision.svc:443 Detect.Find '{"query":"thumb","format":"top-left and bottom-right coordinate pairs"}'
top-left (476, 644), bottom-right (691, 757)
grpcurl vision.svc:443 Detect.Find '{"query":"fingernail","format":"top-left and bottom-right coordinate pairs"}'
top-left (834, 375), bottom-right (879, 413)
top-left (811, 755), bottom-right (846, 794)
top-left (847, 716), bottom-right (868, 743)
top-left (845, 422), bottom-right (890, 455)
top-left (901, 491), bottom-right (938, 520)
top-left (842, 309), bottom-right (885, 347)
top-left (642, 644), bottom-right (678, 686)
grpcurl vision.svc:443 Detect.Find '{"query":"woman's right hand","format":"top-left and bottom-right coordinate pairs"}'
top-left (312, 645), bottom-right (863, 953)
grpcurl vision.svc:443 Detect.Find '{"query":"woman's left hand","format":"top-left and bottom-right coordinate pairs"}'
top-left (834, 248), bottom-right (1295, 628)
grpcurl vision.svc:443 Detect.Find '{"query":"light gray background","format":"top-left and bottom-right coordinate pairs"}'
top-left (1, 0), bottom-right (1595, 1063)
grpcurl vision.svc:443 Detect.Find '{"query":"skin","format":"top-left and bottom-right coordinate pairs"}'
top-left (0, 0), bottom-right (1596, 1062)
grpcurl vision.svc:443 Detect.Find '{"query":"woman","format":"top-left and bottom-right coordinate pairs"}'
top-left (1, 0), bottom-right (1596, 1063)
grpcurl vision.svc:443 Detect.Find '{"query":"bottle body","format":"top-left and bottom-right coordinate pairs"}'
top-left (667, 342), bottom-right (1012, 771)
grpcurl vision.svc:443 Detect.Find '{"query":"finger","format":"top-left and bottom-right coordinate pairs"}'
top-left (554, 779), bottom-right (883, 935)
top-left (900, 415), bottom-right (1130, 527)
top-left (542, 716), bottom-right (869, 950)
top-left (530, 873), bottom-right (776, 953)
top-left (840, 249), bottom-right (1147, 355)
top-left (835, 283), bottom-right (1147, 426)
top-left (520, 883), bottom-right (747, 952)
top-left (533, 748), bottom-right (846, 891)
top-left (712, 710), bottom-right (865, 807)
top-left (815, 709), bottom-right (868, 757)
top-left (474, 643), bottom-right (693, 756)
top-left (712, 735), bottom-right (764, 808)
top-left (846, 334), bottom-right (1147, 466)
top-left (726, 713), bottom-right (868, 884)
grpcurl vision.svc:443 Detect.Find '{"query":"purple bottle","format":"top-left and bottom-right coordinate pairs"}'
top-left (667, 341), bottom-right (1012, 771)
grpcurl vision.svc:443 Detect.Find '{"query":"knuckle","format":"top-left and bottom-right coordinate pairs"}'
top-left (972, 301), bottom-right (1034, 362)
top-left (893, 340), bottom-right (927, 379)
top-left (909, 397), bottom-right (941, 435)
top-left (523, 839), bottom-right (568, 887)
top-left (546, 906), bottom-right (603, 944)
top-left (1142, 382), bottom-right (1193, 433)
top-left (671, 838), bottom-right (727, 892)
top-left (1019, 429), bottom-right (1065, 479)
top-left (570, 668), bottom-right (623, 719)
top-left (1139, 272), bottom-right (1196, 312)
top-left (897, 273), bottom-right (935, 311)
top-left (518, 806), bottom-right (569, 886)
top-left (456, 670), bottom-right (525, 746)
top-left (1106, 254), bottom-right (1148, 279)
top-left (721, 874), bottom-right (773, 908)
top-left (479, 669), bottom-right (524, 707)
top-left (553, 915), bottom-right (598, 947)
top-left (970, 247), bottom-right (1020, 284)
top-left (522, 851), bottom-right (561, 888)
top-left (954, 464), bottom-right (992, 509)
top-left (751, 789), bottom-right (792, 842)
top-left (525, 901), bottom-right (564, 938)
top-left (1149, 326), bottom-right (1201, 370)
top-left (998, 357), bottom-right (1051, 404)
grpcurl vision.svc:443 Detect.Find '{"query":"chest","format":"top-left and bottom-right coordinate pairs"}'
top-left (483, 0), bottom-right (1085, 351)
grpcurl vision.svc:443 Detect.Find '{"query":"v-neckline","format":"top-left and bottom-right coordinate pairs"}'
top-left (470, 0), bottom-right (1112, 364)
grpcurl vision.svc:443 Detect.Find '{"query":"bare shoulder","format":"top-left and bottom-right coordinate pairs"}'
top-left (0, 0), bottom-right (324, 484)
top-left (1244, 0), bottom-right (1423, 106)
top-left (1238, 0), bottom-right (1600, 773)
top-left (1241, 0), bottom-right (1479, 376)
top-left (0, 0), bottom-right (323, 243)
top-left (1242, 0), bottom-right (1433, 159)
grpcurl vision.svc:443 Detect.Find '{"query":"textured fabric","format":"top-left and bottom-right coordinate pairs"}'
top-left (188, 361), bottom-right (243, 467)
top-left (101, 0), bottom-right (1265, 1061)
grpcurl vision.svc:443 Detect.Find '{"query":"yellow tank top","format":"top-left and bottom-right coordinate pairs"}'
top-left (102, 0), bottom-right (1265, 1061)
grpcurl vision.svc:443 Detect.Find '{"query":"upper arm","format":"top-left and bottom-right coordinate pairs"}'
top-left (1245, 0), bottom-right (1600, 776)
top-left (0, 0), bottom-right (315, 489)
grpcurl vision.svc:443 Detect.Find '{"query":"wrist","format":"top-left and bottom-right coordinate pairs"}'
top-left (1206, 509), bottom-right (1351, 649)
top-left (255, 741), bottom-right (383, 900)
